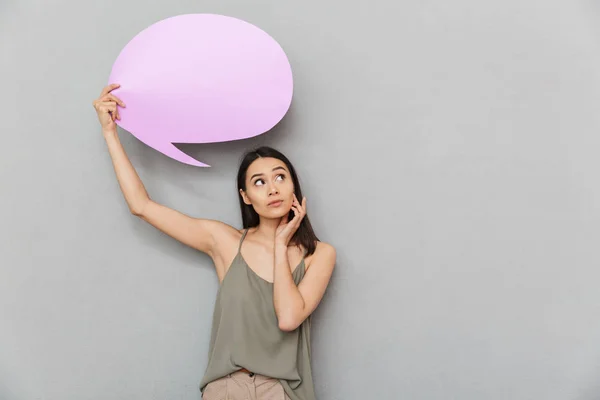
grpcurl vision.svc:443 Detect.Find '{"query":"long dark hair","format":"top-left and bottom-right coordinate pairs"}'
top-left (236, 146), bottom-right (319, 256)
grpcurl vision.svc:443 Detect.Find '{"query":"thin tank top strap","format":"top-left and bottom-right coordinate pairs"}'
top-left (300, 246), bottom-right (307, 259)
top-left (238, 228), bottom-right (250, 253)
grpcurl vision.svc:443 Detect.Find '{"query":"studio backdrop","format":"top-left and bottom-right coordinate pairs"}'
top-left (1, 0), bottom-right (600, 399)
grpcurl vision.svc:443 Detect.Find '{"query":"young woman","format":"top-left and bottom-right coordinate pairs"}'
top-left (92, 84), bottom-right (336, 400)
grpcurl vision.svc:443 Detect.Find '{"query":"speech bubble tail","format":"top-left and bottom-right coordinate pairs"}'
top-left (159, 142), bottom-right (211, 167)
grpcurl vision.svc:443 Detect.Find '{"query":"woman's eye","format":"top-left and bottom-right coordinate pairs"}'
top-left (254, 175), bottom-right (284, 186)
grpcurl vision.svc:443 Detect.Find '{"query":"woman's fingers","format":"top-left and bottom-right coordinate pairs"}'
top-left (106, 101), bottom-right (119, 120)
top-left (292, 194), bottom-right (306, 218)
top-left (107, 103), bottom-right (117, 121)
top-left (101, 93), bottom-right (126, 108)
top-left (100, 83), bottom-right (120, 97)
top-left (111, 103), bottom-right (120, 120)
top-left (97, 94), bottom-right (124, 121)
top-left (291, 205), bottom-right (301, 223)
top-left (93, 85), bottom-right (122, 130)
top-left (290, 195), bottom-right (307, 229)
top-left (95, 101), bottom-right (118, 122)
top-left (97, 101), bottom-right (115, 113)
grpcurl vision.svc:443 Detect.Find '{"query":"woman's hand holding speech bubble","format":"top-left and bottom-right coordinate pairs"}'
top-left (106, 14), bottom-right (294, 167)
top-left (92, 83), bottom-right (126, 132)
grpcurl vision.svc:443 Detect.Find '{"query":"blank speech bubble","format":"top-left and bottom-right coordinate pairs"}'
top-left (107, 14), bottom-right (294, 167)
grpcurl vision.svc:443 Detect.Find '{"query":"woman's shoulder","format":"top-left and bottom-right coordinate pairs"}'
top-left (203, 220), bottom-right (242, 238)
top-left (313, 240), bottom-right (335, 254)
top-left (205, 221), bottom-right (244, 254)
top-left (304, 241), bottom-right (336, 272)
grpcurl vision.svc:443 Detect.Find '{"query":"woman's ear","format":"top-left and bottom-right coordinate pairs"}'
top-left (239, 189), bottom-right (252, 205)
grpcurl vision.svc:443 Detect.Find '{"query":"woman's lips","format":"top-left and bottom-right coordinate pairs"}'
top-left (268, 200), bottom-right (283, 207)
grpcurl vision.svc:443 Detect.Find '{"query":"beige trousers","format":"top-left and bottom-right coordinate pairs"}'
top-left (202, 370), bottom-right (292, 400)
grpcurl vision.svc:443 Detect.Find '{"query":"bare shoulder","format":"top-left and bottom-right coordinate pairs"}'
top-left (316, 241), bottom-right (336, 256)
top-left (208, 221), bottom-right (243, 256)
top-left (305, 241), bottom-right (337, 272)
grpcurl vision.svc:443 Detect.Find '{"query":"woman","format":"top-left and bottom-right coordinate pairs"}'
top-left (92, 84), bottom-right (337, 400)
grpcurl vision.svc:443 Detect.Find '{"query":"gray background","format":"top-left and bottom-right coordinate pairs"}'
top-left (2, 0), bottom-right (600, 399)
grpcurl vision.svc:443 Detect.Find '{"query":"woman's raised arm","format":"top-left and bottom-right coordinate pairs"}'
top-left (92, 83), bottom-right (231, 256)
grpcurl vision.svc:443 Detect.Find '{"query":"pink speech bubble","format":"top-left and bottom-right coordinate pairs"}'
top-left (107, 14), bottom-right (294, 167)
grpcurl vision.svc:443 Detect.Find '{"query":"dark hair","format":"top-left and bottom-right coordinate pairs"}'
top-left (237, 146), bottom-right (319, 256)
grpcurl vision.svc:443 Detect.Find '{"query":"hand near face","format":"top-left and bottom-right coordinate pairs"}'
top-left (275, 194), bottom-right (306, 246)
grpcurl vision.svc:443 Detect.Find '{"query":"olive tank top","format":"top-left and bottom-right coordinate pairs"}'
top-left (199, 228), bottom-right (316, 400)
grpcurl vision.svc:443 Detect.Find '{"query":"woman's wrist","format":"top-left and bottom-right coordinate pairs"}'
top-left (102, 127), bottom-right (118, 139)
top-left (274, 241), bottom-right (288, 253)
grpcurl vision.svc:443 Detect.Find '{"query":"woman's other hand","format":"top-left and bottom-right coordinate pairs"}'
top-left (275, 194), bottom-right (307, 246)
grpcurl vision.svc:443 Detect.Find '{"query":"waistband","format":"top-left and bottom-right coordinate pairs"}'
top-left (228, 369), bottom-right (278, 385)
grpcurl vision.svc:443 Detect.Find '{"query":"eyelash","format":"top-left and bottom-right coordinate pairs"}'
top-left (254, 174), bottom-right (285, 186)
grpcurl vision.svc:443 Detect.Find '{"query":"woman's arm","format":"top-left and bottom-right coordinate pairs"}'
top-left (272, 195), bottom-right (336, 331)
top-left (93, 84), bottom-right (229, 257)
top-left (102, 129), bottom-right (149, 216)
top-left (103, 130), bottom-right (226, 255)
top-left (273, 241), bottom-right (336, 331)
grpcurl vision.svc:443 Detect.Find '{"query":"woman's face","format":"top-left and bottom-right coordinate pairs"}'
top-left (240, 157), bottom-right (295, 218)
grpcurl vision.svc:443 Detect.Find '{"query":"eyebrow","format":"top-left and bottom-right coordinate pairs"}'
top-left (250, 166), bottom-right (287, 181)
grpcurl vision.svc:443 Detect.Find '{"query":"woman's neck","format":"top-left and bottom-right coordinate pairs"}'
top-left (251, 216), bottom-right (282, 244)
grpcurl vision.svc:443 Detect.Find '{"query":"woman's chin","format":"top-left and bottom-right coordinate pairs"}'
top-left (272, 208), bottom-right (291, 218)
top-left (258, 208), bottom-right (290, 219)
top-left (276, 210), bottom-right (291, 218)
